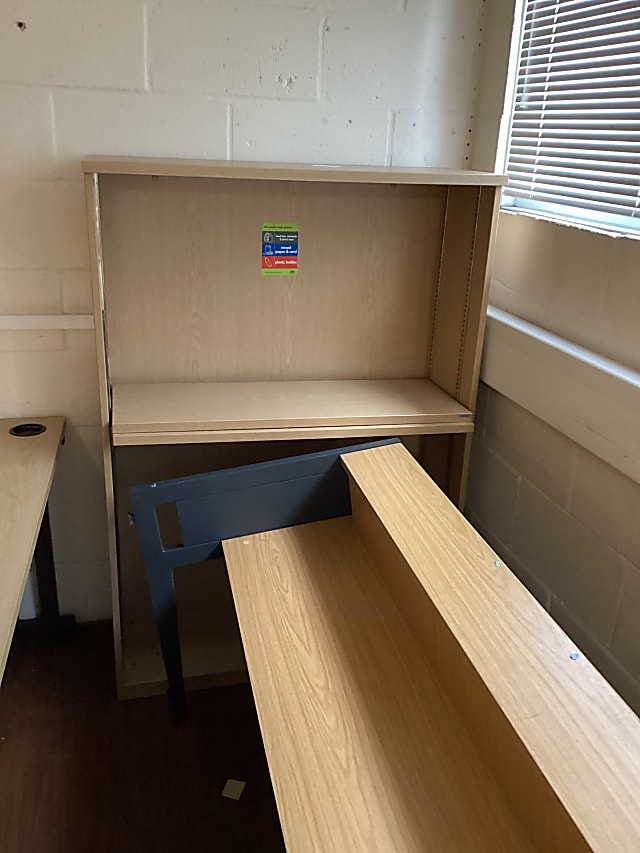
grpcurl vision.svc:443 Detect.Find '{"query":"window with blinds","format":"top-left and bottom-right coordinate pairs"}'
top-left (503, 0), bottom-right (640, 234)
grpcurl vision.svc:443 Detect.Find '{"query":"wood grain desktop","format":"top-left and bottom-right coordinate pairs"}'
top-left (0, 416), bottom-right (65, 682)
top-left (225, 519), bottom-right (533, 853)
top-left (223, 443), bottom-right (640, 852)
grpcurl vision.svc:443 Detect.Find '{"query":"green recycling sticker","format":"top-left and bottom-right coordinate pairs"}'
top-left (262, 223), bottom-right (298, 276)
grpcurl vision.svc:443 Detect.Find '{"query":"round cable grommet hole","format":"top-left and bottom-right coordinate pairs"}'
top-left (9, 423), bottom-right (47, 437)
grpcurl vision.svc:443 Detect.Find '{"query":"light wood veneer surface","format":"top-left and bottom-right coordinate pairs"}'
top-left (342, 442), bottom-right (640, 852)
top-left (84, 156), bottom-right (507, 185)
top-left (111, 379), bottom-right (472, 444)
top-left (0, 416), bottom-right (65, 681)
top-left (224, 518), bottom-right (532, 853)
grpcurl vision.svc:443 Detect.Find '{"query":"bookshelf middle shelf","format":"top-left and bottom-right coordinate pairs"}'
top-left (111, 378), bottom-right (473, 446)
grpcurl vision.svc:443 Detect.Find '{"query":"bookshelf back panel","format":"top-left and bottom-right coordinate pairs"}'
top-left (100, 175), bottom-right (446, 384)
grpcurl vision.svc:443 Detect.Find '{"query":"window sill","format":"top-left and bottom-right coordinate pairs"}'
top-left (499, 206), bottom-right (640, 242)
top-left (481, 306), bottom-right (640, 485)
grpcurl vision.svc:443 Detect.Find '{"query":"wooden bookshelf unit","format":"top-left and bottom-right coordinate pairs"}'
top-left (83, 157), bottom-right (505, 699)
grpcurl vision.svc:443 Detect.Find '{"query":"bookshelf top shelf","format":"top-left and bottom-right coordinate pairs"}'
top-left (83, 156), bottom-right (507, 186)
top-left (111, 379), bottom-right (472, 445)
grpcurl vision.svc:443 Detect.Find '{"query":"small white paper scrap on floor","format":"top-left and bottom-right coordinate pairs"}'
top-left (222, 779), bottom-right (246, 800)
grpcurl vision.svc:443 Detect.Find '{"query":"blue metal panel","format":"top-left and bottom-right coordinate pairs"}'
top-left (178, 458), bottom-right (353, 547)
top-left (129, 437), bottom-right (400, 718)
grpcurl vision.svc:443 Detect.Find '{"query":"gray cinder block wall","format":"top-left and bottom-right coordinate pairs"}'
top-left (467, 385), bottom-right (640, 714)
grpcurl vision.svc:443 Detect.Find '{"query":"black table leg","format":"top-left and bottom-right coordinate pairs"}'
top-left (16, 504), bottom-right (75, 637)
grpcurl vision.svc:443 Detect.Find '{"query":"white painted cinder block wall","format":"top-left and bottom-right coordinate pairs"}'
top-left (1, 0), bottom-right (502, 621)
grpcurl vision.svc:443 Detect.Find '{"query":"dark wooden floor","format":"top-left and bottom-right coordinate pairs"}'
top-left (0, 622), bottom-right (285, 853)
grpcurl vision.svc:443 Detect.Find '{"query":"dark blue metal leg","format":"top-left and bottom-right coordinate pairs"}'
top-left (143, 560), bottom-right (185, 720)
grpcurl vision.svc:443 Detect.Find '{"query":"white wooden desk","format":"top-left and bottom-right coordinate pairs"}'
top-left (0, 417), bottom-right (66, 682)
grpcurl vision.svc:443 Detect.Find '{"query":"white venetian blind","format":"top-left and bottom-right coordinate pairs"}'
top-left (504, 0), bottom-right (640, 233)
